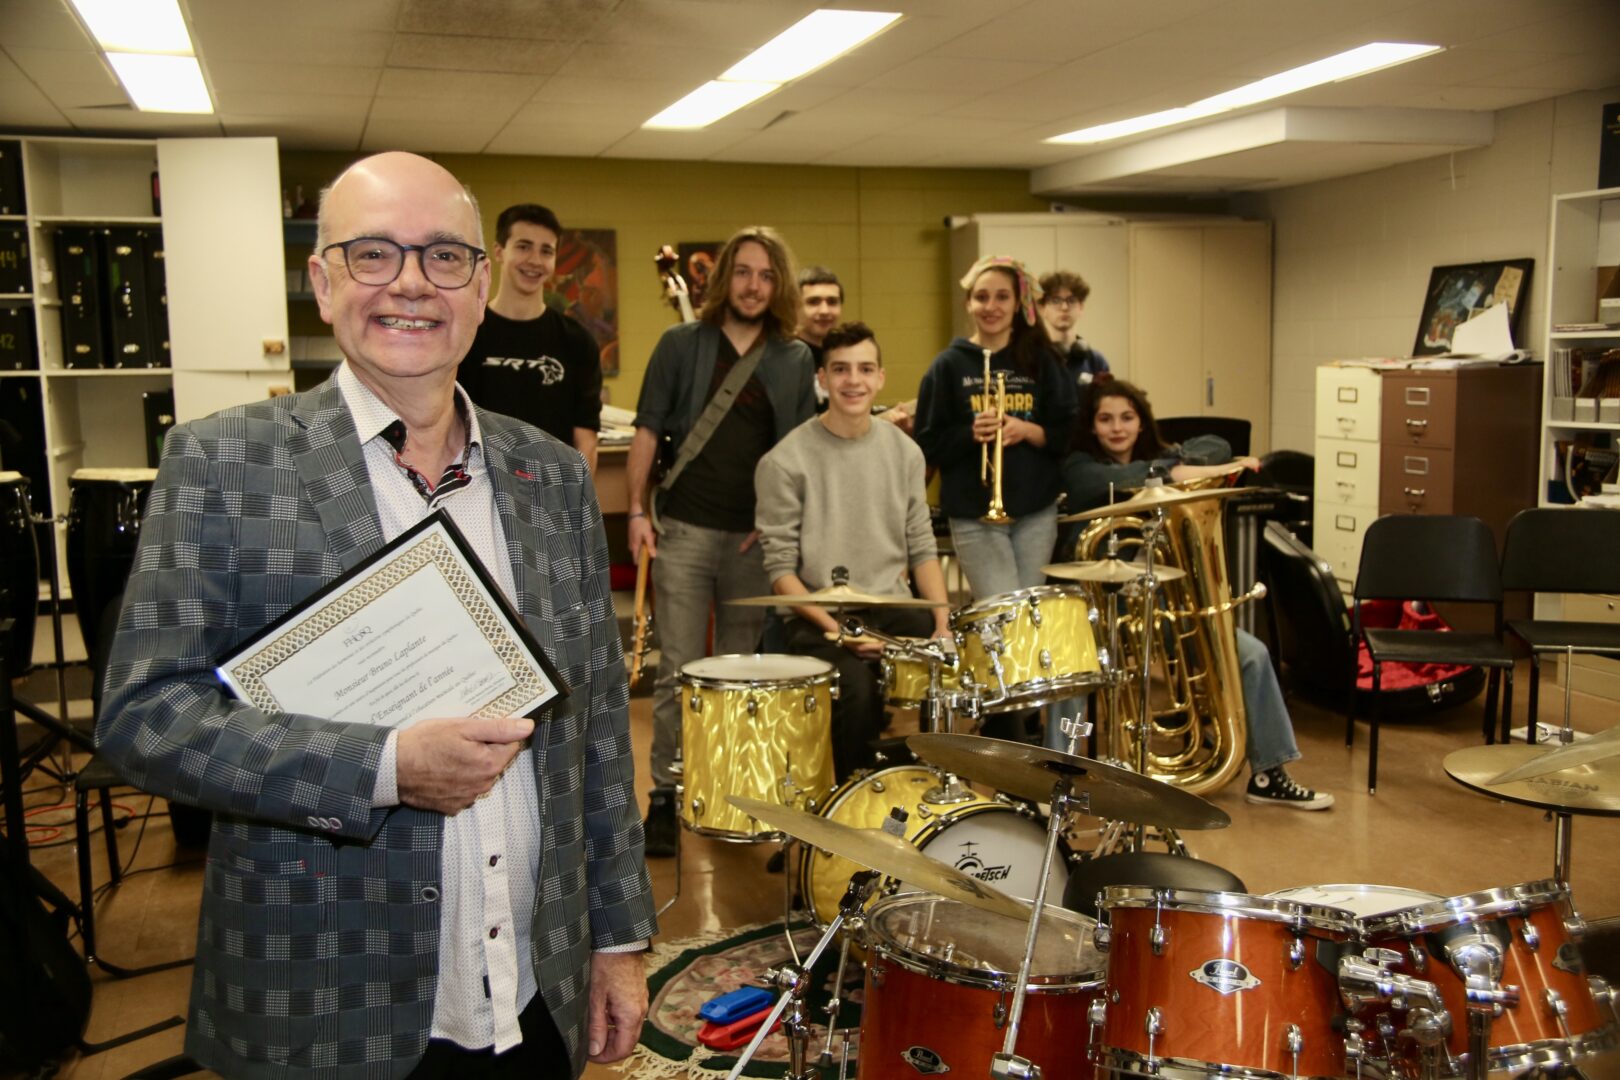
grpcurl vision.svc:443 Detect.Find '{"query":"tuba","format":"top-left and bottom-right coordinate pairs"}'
top-left (1075, 475), bottom-right (1261, 795)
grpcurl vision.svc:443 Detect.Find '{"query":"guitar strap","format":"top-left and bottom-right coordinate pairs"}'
top-left (649, 334), bottom-right (766, 532)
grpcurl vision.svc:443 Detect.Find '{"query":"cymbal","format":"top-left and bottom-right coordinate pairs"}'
top-left (907, 733), bottom-right (1230, 830)
top-left (1059, 483), bottom-right (1248, 524)
top-left (727, 583), bottom-right (947, 609)
top-left (1444, 744), bottom-right (1620, 817)
top-left (1042, 559), bottom-right (1186, 585)
top-left (725, 796), bottom-right (1032, 920)
top-left (1486, 725), bottom-right (1620, 785)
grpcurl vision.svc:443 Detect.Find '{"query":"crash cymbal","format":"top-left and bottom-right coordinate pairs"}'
top-left (1042, 559), bottom-right (1186, 585)
top-left (727, 583), bottom-right (947, 609)
top-left (1485, 725), bottom-right (1620, 785)
top-left (1058, 483), bottom-right (1249, 524)
top-left (906, 733), bottom-right (1230, 831)
top-left (725, 796), bottom-right (1032, 920)
top-left (1444, 744), bottom-right (1620, 817)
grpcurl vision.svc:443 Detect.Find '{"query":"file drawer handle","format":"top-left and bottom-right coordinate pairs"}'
top-left (1336, 451), bottom-right (1357, 467)
top-left (1337, 386), bottom-right (1359, 403)
top-left (1404, 487), bottom-right (1426, 498)
top-left (1335, 515), bottom-right (1356, 532)
top-left (1405, 418), bottom-right (1428, 430)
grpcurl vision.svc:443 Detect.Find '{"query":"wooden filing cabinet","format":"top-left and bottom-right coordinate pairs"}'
top-left (1313, 366), bottom-right (1382, 592)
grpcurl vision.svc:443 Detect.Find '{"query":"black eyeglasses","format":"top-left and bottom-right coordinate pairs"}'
top-left (1042, 295), bottom-right (1079, 309)
top-left (320, 236), bottom-right (486, 289)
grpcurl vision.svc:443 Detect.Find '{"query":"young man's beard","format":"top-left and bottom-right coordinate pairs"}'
top-left (727, 300), bottom-right (768, 327)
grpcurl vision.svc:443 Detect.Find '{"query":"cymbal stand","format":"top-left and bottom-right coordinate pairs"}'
top-left (991, 775), bottom-right (1088, 1080)
top-left (726, 869), bottom-right (881, 1080)
top-left (1553, 644), bottom-right (1577, 883)
top-left (816, 931), bottom-right (854, 1066)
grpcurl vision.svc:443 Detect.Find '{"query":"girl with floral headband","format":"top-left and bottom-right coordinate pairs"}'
top-left (915, 255), bottom-right (1077, 604)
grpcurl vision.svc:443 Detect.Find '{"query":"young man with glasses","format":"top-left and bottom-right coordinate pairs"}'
top-left (1038, 270), bottom-right (1111, 387)
top-left (625, 226), bottom-right (817, 856)
top-left (98, 152), bottom-right (654, 1079)
top-left (457, 203), bottom-right (604, 474)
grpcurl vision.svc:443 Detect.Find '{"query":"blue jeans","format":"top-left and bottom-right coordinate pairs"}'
top-left (947, 502), bottom-right (1058, 601)
top-left (649, 517), bottom-right (769, 785)
top-left (1238, 627), bottom-right (1300, 772)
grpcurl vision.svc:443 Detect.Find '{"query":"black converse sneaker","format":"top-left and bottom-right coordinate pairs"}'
top-left (1246, 766), bottom-right (1334, 810)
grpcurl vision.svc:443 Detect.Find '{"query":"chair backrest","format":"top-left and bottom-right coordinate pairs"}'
top-left (1157, 415), bottom-right (1251, 457)
top-left (1501, 507), bottom-right (1620, 595)
top-left (1354, 514), bottom-right (1502, 604)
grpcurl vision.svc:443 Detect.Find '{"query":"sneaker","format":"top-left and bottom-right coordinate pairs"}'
top-left (644, 787), bottom-right (679, 857)
top-left (1245, 766), bottom-right (1334, 811)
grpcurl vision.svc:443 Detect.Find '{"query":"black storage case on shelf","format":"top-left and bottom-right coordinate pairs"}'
top-left (53, 226), bottom-right (109, 369)
top-left (0, 140), bottom-right (23, 215)
top-left (105, 227), bottom-right (164, 368)
top-left (0, 305), bottom-right (36, 370)
top-left (0, 227), bottom-right (29, 295)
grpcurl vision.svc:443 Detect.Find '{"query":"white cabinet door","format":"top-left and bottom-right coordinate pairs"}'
top-left (158, 137), bottom-right (288, 381)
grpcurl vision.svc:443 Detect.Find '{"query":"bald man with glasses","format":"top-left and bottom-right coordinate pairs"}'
top-left (98, 151), bottom-right (654, 1080)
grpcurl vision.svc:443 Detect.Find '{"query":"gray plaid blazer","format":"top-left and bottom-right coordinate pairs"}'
top-left (97, 377), bottom-right (656, 1079)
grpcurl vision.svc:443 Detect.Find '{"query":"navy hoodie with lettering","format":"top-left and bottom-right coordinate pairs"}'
top-left (915, 337), bottom-right (1076, 519)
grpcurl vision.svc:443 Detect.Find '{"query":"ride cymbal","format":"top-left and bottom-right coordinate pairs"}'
top-left (1058, 483), bottom-right (1248, 524)
top-left (1485, 725), bottom-right (1620, 785)
top-left (727, 583), bottom-right (947, 609)
top-left (906, 733), bottom-right (1231, 831)
top-left (1444, 744), bottom-right (1620, 816)
top-left (1042, 559), bottom-right (1186, 585)
top-left (724, 796), bottom-right (1032, 920)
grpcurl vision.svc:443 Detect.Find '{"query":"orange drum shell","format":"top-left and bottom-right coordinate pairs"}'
top-left (858, 956), bottom-right (1097, 1080)
top-left (1099, 905), bottom-right (1348, 1078)
top-left (1366, 897), bottom-right (1609, 1062)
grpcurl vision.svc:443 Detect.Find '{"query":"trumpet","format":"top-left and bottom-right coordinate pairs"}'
top-left (981, 366), bottom-right (1012, 526)
top-left (979, 349), bottom-right (993, 486)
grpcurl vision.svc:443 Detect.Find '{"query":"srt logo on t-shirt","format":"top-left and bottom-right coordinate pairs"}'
top-left (483, 355), bottom-right (565, 385)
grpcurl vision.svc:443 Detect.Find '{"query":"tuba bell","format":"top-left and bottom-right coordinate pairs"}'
top-left (1075, 475), bottom-right (1262, 795)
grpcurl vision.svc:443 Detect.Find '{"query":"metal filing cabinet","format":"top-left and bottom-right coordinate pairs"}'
top-left (1313, 365), bottom-right (1382, 592)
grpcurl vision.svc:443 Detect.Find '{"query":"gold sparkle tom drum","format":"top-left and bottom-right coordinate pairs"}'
top-left (677, 654), bottom-right (836, 841)
top-left (879, 641), bottom-right (960, 708)
top-left (951, 584), bottom-right (1104, 712)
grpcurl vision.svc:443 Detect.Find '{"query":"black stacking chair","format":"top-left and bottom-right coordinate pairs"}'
top-left (1350, 515), bottom-right (1516, 794)
top-left (1500, 508), bottom-right (1620, 740)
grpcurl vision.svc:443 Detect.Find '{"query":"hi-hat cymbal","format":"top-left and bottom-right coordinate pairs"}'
top-left (1485, 725), bottom-right (1620, 785)
top-left (727, 583), bottom-right (947, 608)
top-left (907, 733), bottom-right (1230, 830)
top-left (1444, 744), bottom-right (1620, 817)
top-left (1043, 559), bottom-right (1186, 585)
top-left (1059, 483), bottom-right (1248, 524)
top-left (725, 796), bottom-right (1031, 920)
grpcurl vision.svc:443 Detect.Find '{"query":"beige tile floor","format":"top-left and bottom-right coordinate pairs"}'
top-left (9, 654), bottom-right (1620, 1080)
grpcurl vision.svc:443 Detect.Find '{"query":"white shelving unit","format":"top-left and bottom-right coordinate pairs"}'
top-left (1, 134), bottom-right (291, 577)
top-left (1537, 185), bottom-right (1620, 701)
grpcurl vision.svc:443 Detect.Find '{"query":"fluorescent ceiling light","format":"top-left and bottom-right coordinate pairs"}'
top-left (106, 53), bottom-right (214, 113)
top-left (70, 0), bottom-right (193, 55)
top-left (722, 10), bottom-right (901, 83)
top-left (644, 80), bottom-right (779, 130)
top-left (1048, 41), bottom-right (1442, 145)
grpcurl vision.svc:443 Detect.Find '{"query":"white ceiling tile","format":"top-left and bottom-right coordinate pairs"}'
top-left (1494, 53), bottom-right (1620, 91)
top-left (0, 77), bottom-right (68, 129)
top-left (367, 96), bottom-right (507, 124)
top-left (0, 0), bottom-right (94, 51)
top-left (375, 68), bottom-right (542, 103)
top-left (532, 75), bottom-right (688, 111)
top-left (211, 91), bottom-right (373, 121)
top-left (554, 41), bottom-right (743, 81)
top-left (865, 55), bottom-right (1054, 95)
top-left (396, 0), bottom-right (616, 41)
top-left (55, 108), bottom-right (224, 137)
top-left (598, 127), bottom-right (751, 161)
top-left (190, 24), bottom-right (396, 66)
top-left (386, 33), bottom-right (575, 75)
top-left (483, 123), bottom-right (626, 157)
top-left (220, 114), bottom-right (366, 150)
top-left (206, 61), bottom-right (382, 97)
top-left (5, 47), bottom-right (123, 108)
top-left (188, 0), bottom-right (403, 31)
top-left (587, 1), bottom-right (817, 49)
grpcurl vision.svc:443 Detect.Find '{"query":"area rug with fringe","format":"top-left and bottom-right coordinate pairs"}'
top-left (615, 920), bottom-right (862, 1079)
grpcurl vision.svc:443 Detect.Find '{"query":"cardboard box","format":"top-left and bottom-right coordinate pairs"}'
top-left (1574, 398), bottom-right (1598, 422)
top-left (1602, 398), bottom-right (1620, 424)
top-left (1601, 265), bottom-right (1620, 324)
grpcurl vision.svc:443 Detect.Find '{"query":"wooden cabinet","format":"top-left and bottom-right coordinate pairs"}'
top-left (949, 214), bottom-right (1272, 451)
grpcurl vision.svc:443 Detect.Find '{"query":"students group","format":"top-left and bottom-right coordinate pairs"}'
top-left (453, 208), bottom-right (1336, 862)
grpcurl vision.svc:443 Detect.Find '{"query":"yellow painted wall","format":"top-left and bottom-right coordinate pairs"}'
top-left (281, 151), bottom-right (1046, 408)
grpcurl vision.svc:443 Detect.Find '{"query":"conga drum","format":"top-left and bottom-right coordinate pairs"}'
top-left (1, 471), bottom-right (38, 676)
top-left (65, 467), bottom-right (157, 660)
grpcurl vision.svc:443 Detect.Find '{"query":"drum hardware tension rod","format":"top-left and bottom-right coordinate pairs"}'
top-left (990, 777), bottom-right (1088, 1080)
top-left (725, 870), bottom-right (881, 1080)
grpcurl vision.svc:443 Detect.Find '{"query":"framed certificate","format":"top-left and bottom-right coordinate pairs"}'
top-left (217, 511), bottom-right (566, 727)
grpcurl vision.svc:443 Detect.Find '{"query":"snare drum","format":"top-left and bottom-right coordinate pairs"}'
top-left (1, 471), bottom-right (38, 676)
top-left (1267, 883), bottom-right (1444, 919)
top-left (1360, 881), bottom-right (1620, 1076)
top-left (1094, 886), bottom-right (1358, 1080)
top-left (65, 467), bottom-right (157, 659)
top-left (860, 894), bottom-right (1103, 1080)
top-left (879, 641), bottom-right (959, 708)
top-left (952, 585), bottom-right (1103, 712)
top-left (677, 654), bottom-right (836, 840)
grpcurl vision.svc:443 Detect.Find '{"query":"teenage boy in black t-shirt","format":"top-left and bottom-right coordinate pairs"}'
top-left (458, 203), bottom-right (604, 472)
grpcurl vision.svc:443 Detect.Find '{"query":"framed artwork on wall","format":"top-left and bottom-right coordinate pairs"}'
top-left (1413, 258), bottom-right (1534, 355)
top-left (552, 228), bottom-right (619, 376)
